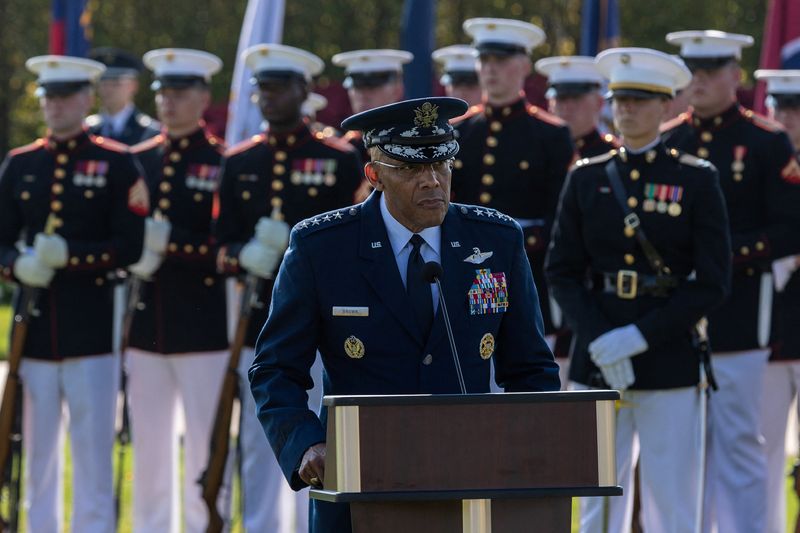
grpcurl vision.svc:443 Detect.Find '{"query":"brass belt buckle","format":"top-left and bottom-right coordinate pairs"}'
top-left (616, 270), bottom-right (638, 299)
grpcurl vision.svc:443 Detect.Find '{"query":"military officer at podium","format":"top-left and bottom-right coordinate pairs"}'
top-left (546, 49), bottom-right (731, 533)
top-left (249, 96), bottom-right (560, 533)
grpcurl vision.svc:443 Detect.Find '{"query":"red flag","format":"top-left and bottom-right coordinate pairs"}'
top-left (754, 0), bottom-right (800, 113)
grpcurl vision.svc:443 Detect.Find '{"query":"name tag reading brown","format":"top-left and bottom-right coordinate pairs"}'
top-left (332, 306), bottom-right (369, 317)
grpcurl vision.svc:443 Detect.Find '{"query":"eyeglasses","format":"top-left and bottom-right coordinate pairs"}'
top-left (370, 158), bottom-right (454, 179)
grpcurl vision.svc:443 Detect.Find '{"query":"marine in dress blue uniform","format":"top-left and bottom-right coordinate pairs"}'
top-left (215, 44), bottom-right (363, 533)
top-left (0, 56), bottom-right (147, 533)
top-left (452, 18), bottom-right (576, 342)
top-left (546, 49), bottom-right (731, 533)
top-left (85, 47), bottom-right (160, 145)
top-left (125, 48), bottom-right (229, 533)
top-left (753, 68), bottom-right (800, 533)
top-left (249, 97), bottom-right (560, 533)
top-left (432, 44), bottom-right (482, 107)
top-left (661, 31), bottom-right (800, 533)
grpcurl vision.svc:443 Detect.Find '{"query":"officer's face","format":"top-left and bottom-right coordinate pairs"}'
top-left (445, 83), bottom-right (482, 107)
top-left (348, 81), bottom-right (404, 114)
top-left (41, 89), bottom-right (94, 137)
top-left (257, 78), bottom-right (307, 127)
top-left (478, 54), bottom-right (530, 105)
top-left (155, 87), bottom-right (210, 133)
top-left (612, 96), bottom-right (670, 145)
top-left (369, 154), bottom-right (452, 233)
top-left (773, 106), bottom-right (800, 150)
top-left (686, 63), bottom-right (740, 115)
top-left (549, 92), bottom-right (604, 138)
top-left (97, 77), bottom-right (138, 113)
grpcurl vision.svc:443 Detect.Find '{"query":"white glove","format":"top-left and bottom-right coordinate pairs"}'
top-left (13, 253), bottom-right (55, 288)
top-left (239, 241), bottom-right (281, 279)
top-left (34, 233), bottom-right (68, 268)
top-left (144, 217), bottom-right (172, 254)
top-left (128, 249), bottom-right (163, 279)
top-left (254, 217), bottom-right (290, 251)
top-left (598, 358), bottom-right (636, 391)
top-left (772, 255), bottom-right (799, 293)
top-left (589, 325), bottom-right (649, 366)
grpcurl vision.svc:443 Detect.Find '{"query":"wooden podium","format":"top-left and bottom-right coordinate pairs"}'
top-left (310, 390), bottom-right (621, 532)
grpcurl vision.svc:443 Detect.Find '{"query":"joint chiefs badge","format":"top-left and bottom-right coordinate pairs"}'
top-left (344, 335), bottom-right (365, 359)
top-left (479, 333), bottom-right (495, 360)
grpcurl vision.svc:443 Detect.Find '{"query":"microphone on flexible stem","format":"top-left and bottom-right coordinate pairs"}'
top-left (422, 262), bottom-right (467, 394)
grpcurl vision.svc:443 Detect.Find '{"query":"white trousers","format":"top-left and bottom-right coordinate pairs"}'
top-left (238, 346), bottom-right (323, 533)
top-left (576, 384), bottom-right (702, 533)
top-left (20, 354), bottom-right (118, 533)
top-left (703, 349), bottom-right (769, 533)
top-left (761, 360), bottom-right (800, 533)
top-left (127, 349), bottom-right (227, 533)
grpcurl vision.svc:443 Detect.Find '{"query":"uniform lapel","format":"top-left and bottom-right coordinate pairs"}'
top-left (358, 192), bottom-right (424, 346)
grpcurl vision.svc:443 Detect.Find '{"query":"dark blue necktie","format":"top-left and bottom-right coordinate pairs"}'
top-left (407, 234), bottom-right (433, 339)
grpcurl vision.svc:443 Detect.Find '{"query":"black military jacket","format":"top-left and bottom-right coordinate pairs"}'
top-left (451, 96), bottom-right (575, 334)
top-left (129, 127), bottom-right (228, 354)
top-left (215, 123), bottom-right (362, 347)
top-left (546, 144), bottom-right (731, 389)
top-left (662, 104), bottom-right (800, 352)
top-left (0, 130), bottom-right (147, 359)
top-left (86, 108), bottom-right (160, 146)
top-left (575, 129), bottom-right (620, 159)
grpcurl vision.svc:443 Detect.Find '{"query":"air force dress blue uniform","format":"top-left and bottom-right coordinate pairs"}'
top-left (248, 97), bottom-right (560, 533)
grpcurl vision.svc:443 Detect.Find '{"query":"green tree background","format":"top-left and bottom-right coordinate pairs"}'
top-left (0, 0), bottom-right (769, 154)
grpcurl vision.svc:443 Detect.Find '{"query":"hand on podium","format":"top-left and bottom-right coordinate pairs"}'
top-left (300, 442), bottom-right (326, 488)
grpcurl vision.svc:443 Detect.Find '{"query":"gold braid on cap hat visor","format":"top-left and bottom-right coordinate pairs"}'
top-left (608, 81), bottom-right (674, 97)
top-left (364, 131), bottom-right (455, 147)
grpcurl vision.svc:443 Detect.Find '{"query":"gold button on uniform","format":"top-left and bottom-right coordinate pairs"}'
top-left (168, 243), bottom-right (178, 252)
top-left (481, 174), bottom-right (494, 186)
top-left (624, 226), bottom-right (635, 238)
top-left (101, 253), bottom-right (110, 262)
top-left (193, 193), bottom-right (203, 202)
top-left (272, 179), bottom-right (284, 191)
top-left (519, 160), bottom-right (530, 170)
top-left (630, 169), bottom-right (640, 181)
top-left (275, 151), bottom-right (287, 161)
top-left (740, 246), bottom-right (750, 256)
top-left (697, 148), bottom-right (709, 159)
top-left (56, 154), bottom-right (68, 164)
top-left (627, 197), bottom-right (638, 208)
top-left (479, 192), bottom-right (492, 204)
top-left (273, 164), bottom-right (286, 175)
top-left (271, 197), bottom-right (283, 208)
top-left (733, 173), bottom-right (743, 182)
top-left (160, 182), bottom-right (171, 193)
top-left (163, 166), bottom-right (175, 177)
top-left (701, 131), bottom-right (713, 142)
top-left (179, 138), bottom-right (190, 149)
top-left (204, 277), bottom-right (214, 287)
top-left (84, 190), bottom-right (94, 199)
top-left (51, 200), bottom-right (62, 212)
top-left (287, 134), bottom-right (296, 145)
top-left (241, 190), bottom-right (251, 201)
top-left (624, 254), bottom-right (635, 265)
top-left (95, 277), bottom-right (104, 286)
top-left (526, 235), bottom-right (537, 247)
top-left (308, 187), bottom-right (319, 197)
top-left (70, 256), bottom-right (80, 265)
top-left (454, 159), bottom-right (463, 169)
top-left (159, 198), bottom-right (171, 210)
top-left (483, 153), bottom-right (495, 165)
top-left (486, 136), bottom-right (498, 147)
top-left (52, 183), bottom-right (63, 194)
top-left (20, 191), bottom-right (30, 200)
top-left (199, 245), bottom-right (208, 255)
top-left (490, 121), bottom-right (502, 132)
top-left (86, 255), bottom-right (95, 264)
top-left (755, 241), bottom-right (765, 251)
top-left (54, 168), bottom-right (66, 179)
top-left (184, 244), bottom-right (194, 254)
top-left (169, 152), bottom-right (181, 163)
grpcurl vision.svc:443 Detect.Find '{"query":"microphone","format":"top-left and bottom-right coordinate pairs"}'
top-left (422, 262), bottom-right (467, 394)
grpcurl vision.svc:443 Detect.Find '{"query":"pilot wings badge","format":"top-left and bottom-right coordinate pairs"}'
top-left (463, 247), bottom-right (493, 264)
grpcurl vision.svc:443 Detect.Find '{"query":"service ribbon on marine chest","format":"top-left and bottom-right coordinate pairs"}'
top-left (467, 269), bottom-right (509, 315)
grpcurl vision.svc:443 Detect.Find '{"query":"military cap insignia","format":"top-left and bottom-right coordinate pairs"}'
top-left (479, 333), bottom-right (495, 360)
top-left (344, 335), bottom-right (365, 359)
top-left (413, 102), bottom-right (439, 127)
top-left (463, 247), bottom-right (493, 264)
top-left (468, 269), bottom-right (509, 315)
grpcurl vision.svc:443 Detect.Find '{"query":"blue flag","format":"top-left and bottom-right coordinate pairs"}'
top-left (580, 0), bottom-right (620, 56)
top-left (401, 0), bottom-right (437, 98)
top-left (50, 0), bottom-right (92, 56)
